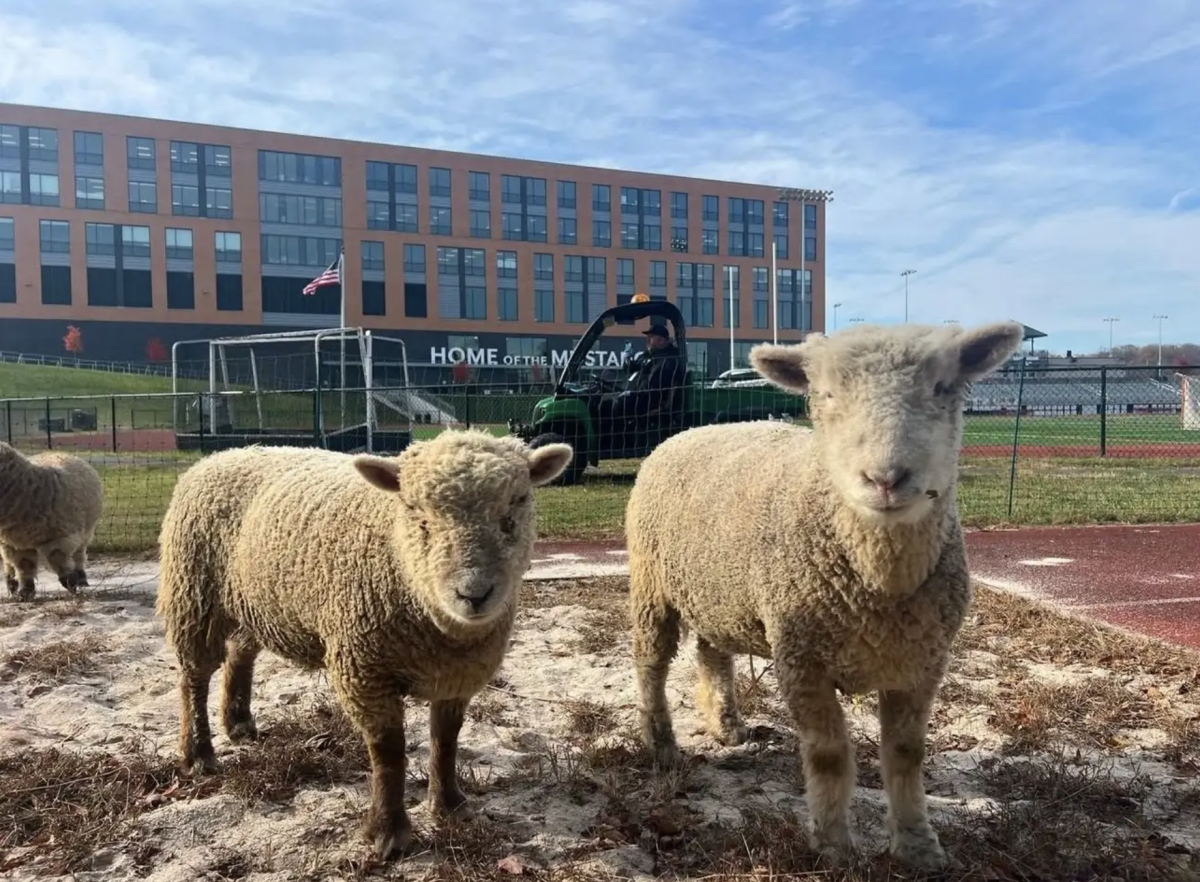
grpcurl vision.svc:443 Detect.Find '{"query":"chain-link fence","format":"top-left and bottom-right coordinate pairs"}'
top-left (2, 363), bottom-right (1197, 554)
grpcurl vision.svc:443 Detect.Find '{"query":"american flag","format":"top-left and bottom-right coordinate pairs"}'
top-left (302, 248), bottom-right (343, 296)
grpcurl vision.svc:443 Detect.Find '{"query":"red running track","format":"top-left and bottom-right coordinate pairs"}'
top-left (965, 524), bottom-right (1200, 651)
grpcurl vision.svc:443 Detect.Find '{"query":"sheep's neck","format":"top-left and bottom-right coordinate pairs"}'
top-left (0, 454), bottom-right (52, 530)
top-left (832, 495), bottom-right (951, 596)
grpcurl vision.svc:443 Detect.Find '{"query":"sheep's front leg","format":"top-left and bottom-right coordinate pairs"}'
top-left (427, 697), bottom-right (470, 818)
top-left (878, 683), bottom-right (947, 871)
top-left (9, 548), bottom-right (39, 601)
top-left (46, 548), bottom-right (82, 594)
top-left (774, 658), bottom-right (857, 861)
top-left (1, 547), bottom-right (17, 596)
top-left (71, 545), bottom-right (90, 588)
top-left (695, 638), bottom-right (748, 746)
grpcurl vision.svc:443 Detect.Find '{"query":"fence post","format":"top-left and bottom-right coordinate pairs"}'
top-left (1098, 368), bottom-right (1108, 457)
top-left (313, 387), bottom-right (323, 447)
top-left (5, 400), bottom-right (11, 446)
top-left (111, 397), bottom-right (118, 453)
top-left (197, 394), bottom-right (205, 452)
top-left (1005, 355), bottom-right (1028, 519)
top-left (463, 387), bottom-right (473, 430)
top-left (45, 397), bottom-right (52, 449)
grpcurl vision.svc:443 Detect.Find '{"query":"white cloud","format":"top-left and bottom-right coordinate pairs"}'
top-left (1, 0), bottom-right (1197, 352)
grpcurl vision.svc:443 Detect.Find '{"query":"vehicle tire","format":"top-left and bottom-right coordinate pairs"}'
top-left (529, 431), bottom-right (587, 486)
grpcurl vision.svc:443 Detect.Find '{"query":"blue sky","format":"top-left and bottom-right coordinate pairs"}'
top-left (1, 0), bottom-right (1197, 355)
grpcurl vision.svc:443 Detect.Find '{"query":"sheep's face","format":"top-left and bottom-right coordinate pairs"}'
top-left (752, 320), bottom-right (1024, 525)
top-left (353, 432), bottom-right (573, 626)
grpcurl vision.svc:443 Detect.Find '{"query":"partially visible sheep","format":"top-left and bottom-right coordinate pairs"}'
top-left (0, 442), bottom-right (104, 601)
top-left (155, 430), bottom-right (573, 860)
top-left (625, 320), bottom-right (1024, 870)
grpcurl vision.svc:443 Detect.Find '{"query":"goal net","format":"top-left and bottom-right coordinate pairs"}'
top-left (1181, 373), bottom-right (1200, 430)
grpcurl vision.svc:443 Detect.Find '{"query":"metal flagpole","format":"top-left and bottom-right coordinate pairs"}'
top-left (770, 240), bottom-right (778, 345)
top-left (728, 265), bottom-right (736, 370)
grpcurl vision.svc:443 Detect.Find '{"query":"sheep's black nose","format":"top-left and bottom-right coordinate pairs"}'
top-left (458, 584), bottom-right (495, 611)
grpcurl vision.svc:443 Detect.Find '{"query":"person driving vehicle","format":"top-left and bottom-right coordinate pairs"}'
top-left (600, 322), bottom-right (686, 432)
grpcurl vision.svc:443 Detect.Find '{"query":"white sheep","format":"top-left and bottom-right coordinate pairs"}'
top-left (0, 442), bottom-right (104, 601)
top-left (154, 430), bottom-right (573, 860)
top-left (625, 320), bottom-right (1025, 870)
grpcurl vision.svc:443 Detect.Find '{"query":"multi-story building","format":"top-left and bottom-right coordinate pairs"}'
top-left (0, 102), bottom-right (829, 377)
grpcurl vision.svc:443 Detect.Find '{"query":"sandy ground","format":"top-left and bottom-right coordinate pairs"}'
top-left (2, 573), bottom-right (1199, 882)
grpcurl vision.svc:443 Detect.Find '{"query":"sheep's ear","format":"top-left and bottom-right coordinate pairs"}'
top-left (750, 341), bottom-right (813, 394)
top-left (956, 321), bottom-right (1025, 383)
top-left (527, 443), bottom-right (574, 487)
top-left (353, 454), bottom-right (401, 493)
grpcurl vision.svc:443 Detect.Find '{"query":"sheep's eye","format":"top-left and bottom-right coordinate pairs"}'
top-left (500, 515), bottom-right (516, 533)
top-left (934, 381), bottom-right (950, 396)
top-left (513, 494), bottom-right (530, 506)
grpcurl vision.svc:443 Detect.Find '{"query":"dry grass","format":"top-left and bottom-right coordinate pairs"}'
top-left (1, 574), bottom-right (1199, 880)
top-left (1, 631), bottom-right (111, 684)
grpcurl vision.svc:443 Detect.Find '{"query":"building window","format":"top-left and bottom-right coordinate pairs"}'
top-left (437, 246), bottom-right (458, 275)
top-left (592, 220), bottom-right (611, 248)
top-left (558, 216), bottom-right (577, 245)
top-left (366, 161), bottom-right (389, 190)
top-left (127, 136), bottom-right (156, 170)
top-left (405, 281), bottom-right (427, 318)
top-left (498, 286), bottom-right (518, 321)
top-left (496, 250), bottom-right (517, 278)
top-left (670, 226), bottom-right (688, 252)
top-left (650, 260), bottom-right (667, 287)
top-left (27, 127), bottom-right (58, 163)
top-left (557, 180), bottom-right (576, 209)
top-left (728, 197), bottom-right (745, 224)
top-left (167, 271), bottom-right (195, 309)
top-left (0, 125), bottom-right (19, 160)
top-left (85, 222), bottom-right (115, 256)
top-left (671, 191), bottom-right (688, 220)
top-left (396, 203), bottom-right (418, 233)
top-left (404, 243), bottom-right (426, 274)
top-left (702, 229), bottom-right (718, 255)
top-left (260, 234), bottom-right (341, 267)
top-left (216, 273), bottom-right (243, 311)
top-left (534, 253), bottom-right (553, 281)
top-left (746, 199), bottom-right (764, 225)
top-left (470, 209), bottom-right (491, 238)
top-left (774, 233), bottom-right (788, 259)
top-left (0, 171), bottom-right (20, 204)
top-left (128, 181), bottom-right (157, 213)
top-left (0, 217), bottom-right (13, 252)
top-left (205, 145), bottom-right (232, 177)
top-left (39, 219), bottom-right (70, 254)
top-left (620, 222), bottom-right (639, 249)
top-left (206, 187), bottom-right (233, 219)
top-left (172, 184), bottom-right (200, 217)
top-left (592, 183), bottom-right (611, 213)
top-left (564, 255), bottom-right (583, 283)
top-left (362, 279), bottom-right (386, 316)
top-left (367, 201), bottom-right (389, 230)
top-left (29, 174), bottom-right (60, 207)
top-left (215, 231), bottom-right (242, 263)
top-left (754, 301), bottom-right (769, 329)
top-left (617, 258), bottom-right (634, 286)
top-left (429, 167), bottom-right (451, 198)
top-left (75, 176), bottom-right (105, 210)
top-left (258, 150), bottom-right (341, 186)
top-left (620, 187), bottom-right (639, 213)
top-left (773, 201), bottom-right (788, 228)
top-left (804, 204), bottom-right (817, 230)
top-left (74, 131), bottom-right (103, 166)
top-left (170, 140), bottom-right (199, 172)
top-left (502, 212), bottom-right (522, 241)
top-left (702, 195), bottom-right (718, 222)
top-left (41, 265), bottom-right (71, 305)
top-left (805, 235), bottom-right (816, 262)
top-left (362, 240), bottom-right (385, 272)
top-left (430, 206), bottom-right (452, 236)
top-left (259, 193), bottom-right (342, 226)
top-left (463, 247), bottom-right (486, 277)
top-left (464, 285), bottom-right (487, 320)
top-left (566, 290), bottom-right (586, 324)
top-left (469, 171), bottom-right (490, 201)
top-left (122, 225), bottom-right (152, 259)
top-left (535, 289), bottom-right (554, 322)
top-left (165, 228), bottom-right (194, 261)
top-left (527, 214), bottom-right (548, 243)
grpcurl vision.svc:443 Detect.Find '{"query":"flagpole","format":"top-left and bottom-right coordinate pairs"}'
top-left (338, 248), bottom-right (346, 424)
top-left (770, 240), bottom-right (778, 345)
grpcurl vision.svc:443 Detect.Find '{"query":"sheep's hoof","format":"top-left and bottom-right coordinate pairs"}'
top-left (184, 749), bottom-right (220, 777)
top-left (16, 584), bottom-right (35, 603)
top-left (651, 741), bottom-right (684, 769)
top-left (715, 721), bottom-right (750, 746)
top-left (58, 571), bottom-right (83, 594)
top-left (5, 577), bottom-right (19, 596)
top-left (75, 570), bottom-right (90, 588)
top-left (889, 826), bottom-right (947, 871)
top-left (225, 718), bottom-right (259, 743)
top-left (426, 785), bottom-right (470, 819)
top-left (809, 824), bottom-right (858, 865)
top-left (366, 812), bottom-right (414, 861)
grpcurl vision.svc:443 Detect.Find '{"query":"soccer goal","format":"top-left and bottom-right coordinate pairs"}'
top-left (169, 326), bottom-right (454, 454)
top-left (1180, 373), bottom-right (1200, 431)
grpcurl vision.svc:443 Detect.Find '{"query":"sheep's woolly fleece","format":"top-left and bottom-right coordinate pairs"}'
top-left (0, 442), bottom-right (104, 599)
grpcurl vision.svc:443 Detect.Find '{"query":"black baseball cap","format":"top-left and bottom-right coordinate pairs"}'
top-left (643, 322), bottom-right (670, 338)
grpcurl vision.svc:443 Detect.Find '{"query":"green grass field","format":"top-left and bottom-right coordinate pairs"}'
top-left (4, 361), bottom-right (1198, 552)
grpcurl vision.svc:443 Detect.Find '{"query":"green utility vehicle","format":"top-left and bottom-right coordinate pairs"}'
top-left (507, 299), bottom-right (807, 484)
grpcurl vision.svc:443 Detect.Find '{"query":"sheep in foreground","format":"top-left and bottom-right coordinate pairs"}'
top-left (155, 430), bottom-right (573, 860)
top-left (626, 320), bottom-right (1025, 870)
top-left (0, 442), bottom-right (104, 601)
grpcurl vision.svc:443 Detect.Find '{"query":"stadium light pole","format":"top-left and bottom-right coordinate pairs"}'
top-left (1103, 316), bottom-right (1120, 353)
top-left (727, 265), bottom-right (736, 371)
top-left (900, 269), bottom-right (917, 322)
top-left (1154, 314), bottom-right (1169, 367)
top-left (776, 186), bottom-right (834, 339)
top-left (832, 301), bottom-right (842, 331)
